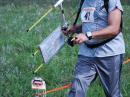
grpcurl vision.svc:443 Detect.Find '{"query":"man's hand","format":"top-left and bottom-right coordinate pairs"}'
top-left (72, 33), bottom-right (88, 44)
top-left (62, 25), bottom-right (78, 36)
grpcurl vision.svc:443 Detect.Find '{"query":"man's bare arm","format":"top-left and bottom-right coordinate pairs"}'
top-left (92, 9), bottom-right (122, 39)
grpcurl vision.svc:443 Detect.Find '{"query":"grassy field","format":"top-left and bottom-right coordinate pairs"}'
top-left (0, 2), bottom-right (130, 97)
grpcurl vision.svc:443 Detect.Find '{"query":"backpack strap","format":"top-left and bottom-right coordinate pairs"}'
top-left (85, 38), bottom-right (114, 48)
top-left (103, 0), bottom-right (109, 13)
top-left (73, 0), bottom-right (85, 25)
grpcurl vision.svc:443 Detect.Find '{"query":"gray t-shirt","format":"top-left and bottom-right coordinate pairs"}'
top-left (79, 0), bottom-right (125, 57)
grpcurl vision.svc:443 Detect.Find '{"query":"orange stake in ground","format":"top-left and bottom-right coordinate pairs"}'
top-left (34, 84), bottom-right (72, 97)
top-left (123, 58), bottom-right (130, 64)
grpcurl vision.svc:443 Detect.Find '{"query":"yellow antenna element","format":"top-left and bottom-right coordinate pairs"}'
top-left (27, 7), bottom-right (53, 32)
top-left (27, 0), bottom-right (64, 32)
top-left (32, 49), bottom-right (39, 56)
top-left (34, 64), bottom-right (44, 73)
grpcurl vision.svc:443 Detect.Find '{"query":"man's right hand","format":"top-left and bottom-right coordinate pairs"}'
top-left (62, 25), bottom-right (78, 36)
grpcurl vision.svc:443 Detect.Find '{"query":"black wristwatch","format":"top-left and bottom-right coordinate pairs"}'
top-left (86, 31), bottom-right (92, 40)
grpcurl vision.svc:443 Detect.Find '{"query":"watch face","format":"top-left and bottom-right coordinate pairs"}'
top-left (86, 32), bottom-right (92, 40)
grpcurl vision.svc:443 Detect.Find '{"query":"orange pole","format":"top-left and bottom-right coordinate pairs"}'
top-left (123, 58), bottom-right (130, 64)
top-left (34, 84), bottom-right (72, 97)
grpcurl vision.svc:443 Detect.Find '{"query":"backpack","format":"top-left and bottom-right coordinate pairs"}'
top-left (73, 0), bottom-right (123, 48)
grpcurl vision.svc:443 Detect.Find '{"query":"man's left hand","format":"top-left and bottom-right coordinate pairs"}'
top-left (72, 33), bottom-right (88, 44)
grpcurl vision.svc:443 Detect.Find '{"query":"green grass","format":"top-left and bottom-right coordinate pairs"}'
top-left (0, 3), bottom-right (130, 97)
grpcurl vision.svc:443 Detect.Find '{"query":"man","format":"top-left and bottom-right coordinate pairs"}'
top-left (63, 0), bottom-right (125, 97)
